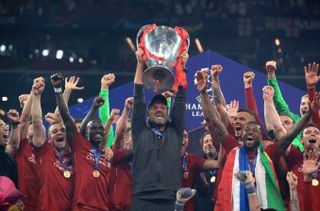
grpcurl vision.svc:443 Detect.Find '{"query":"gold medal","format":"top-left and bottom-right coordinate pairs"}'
top-left (63, 170), bottom-right (71, 179)
top-left (92, 170), bottom-right (100, 178)
top-left (312, 179), bottom-right (319, 187)
top-left (210, 176), bottom-right (216, 183)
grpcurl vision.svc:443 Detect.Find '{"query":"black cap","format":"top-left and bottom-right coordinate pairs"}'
top-left (148, 94), bottom-right (167, 110)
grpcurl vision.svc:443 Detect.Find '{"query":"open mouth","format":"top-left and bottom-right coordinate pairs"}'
top-left (234, 125), bottom-right (242, 131)
top-left (56, 137), bottom-right (64, 142)
top-left (3, 134), bottom-right (8, 139)
top-left (246, 135), bottom-right (254, 142)
top-left (309, 139), bottom-right (317, 144)
top-left (94, 134), bottom-right (103, 140)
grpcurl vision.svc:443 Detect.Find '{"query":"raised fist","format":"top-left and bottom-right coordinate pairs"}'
top-left (211, 64), bottom-right (223, 78)
top-left (7, 109), bottom-right (20, 125)
top-left (32, 77), bottom-right (45, 95)
top-left (195, 70), bottom-right (208, 93)
top-left (93, 97), bottom-right (105, 109)
top-left (243, 71), bottom-right (255, 85)
top-left (124, 97), bottom-right (133, 110)
top-left (101, 73), bottom-right (115, 89)
top-left (50, 73), bottom-right (64, 88)
top-left (265, 60), bottom-right (277, 73)
top-left (162, 90), bottom-right (176, 99)
top-left (45, 112), bottom-right (56, 125)
top-left (135, 48), bottom-right (145, 64)
top-left (262, 85), bottom-right (275, 102)
top-left (18, 94), bottom-right (29, 108)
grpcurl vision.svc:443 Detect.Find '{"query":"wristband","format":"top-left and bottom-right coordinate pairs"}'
top-left (245, 183), bottom-right (256, 195)
top-left (174, 201), bottom-right (185, 211)
top-left (54, 87), bottom-right (62, 93)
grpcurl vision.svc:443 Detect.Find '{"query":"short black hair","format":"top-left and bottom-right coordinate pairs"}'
top-left (237, 108), bottom-right (256, 122)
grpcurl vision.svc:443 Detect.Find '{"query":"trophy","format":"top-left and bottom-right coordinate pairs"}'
top-left (136, 24), bottom-right (189, 92)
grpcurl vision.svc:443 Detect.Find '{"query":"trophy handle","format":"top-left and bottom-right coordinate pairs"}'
top-left (136, 24), bottom-right (151, 48)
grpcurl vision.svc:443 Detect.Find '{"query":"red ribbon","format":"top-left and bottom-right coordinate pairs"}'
top-left (173, 26), bottom-right (189, 91)
top-left (138, 23), bottom-right (166, 62)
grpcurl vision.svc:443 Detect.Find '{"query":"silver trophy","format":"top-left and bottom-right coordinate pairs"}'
top-left (137, 24), bottom-right (189, 92)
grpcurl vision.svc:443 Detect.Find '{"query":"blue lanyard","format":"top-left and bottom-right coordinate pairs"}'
top-left (92, 147), bottom-right (102, 171)
top-left (181, 154), bottom-right (187, 170)
top-left (208, 169), bottom-right (217, 177)
top-left (55, 149), bottom-right (72, 171)
top-left (151, 128), bottom-right (164, 139)
top-left (248, 152), bottom-right (258, 177)
top-left (312, 171), bottom-right (318, 179)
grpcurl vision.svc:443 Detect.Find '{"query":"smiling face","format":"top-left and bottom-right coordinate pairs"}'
top-left (233, 111), bottom-right (255, 138)
top-left (301, 126), bottom-right (320, 151)
top-left (241, 123), bottom-right (262, 152)
top-left (148, 102), bottom-right (168, 128)
top-left (180, 130), bottom-right (189, 156)
top-left (0, 119), bottom-right (9, 147)
top-left (201, 133), bottom-right (217, 159)
top-left (86, 120), bottom-right (106, 146)
top-left (48, 123), bottom-right (67, 151)
top-left (300, 95), bottom-right (309, 116)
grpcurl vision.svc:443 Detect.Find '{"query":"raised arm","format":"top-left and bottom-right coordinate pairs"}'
top-left (113, 97), bottom-right (133, 150)
top-left (286, 171), bottom-right (300, 211)
top-left (266, 60), bottom-right (300, 122)
top-left (243, 71), bottom-right (269, 139)
top-left (104, 108), bottom-right (120, 148)
top-left (210, 65), bottom-right (230, 127)
top-left (196, 70), bottom-right (229, 144)
top-left (19, 93), bottom-right (33, 140)
top-left (263, 86), bottom-right (287, 139)
top-left (53, 76), bottom-right (84, 123)
top-left (51, 73), bottom-right (77, 142)
top-left (132, 49), bottom-right (146, 141)
top-left (31, 77), bottom-right (46, 147)
top-left (5, 109), bottom-right (20, 155)
top-left (277, 93), bottom-right (320, 154)
top-left (99, 73), bottom-right (116, 146)
top-left (79, 97), bottom-right (105, 136)
top-left (304, 62), bottom-right (320, 127)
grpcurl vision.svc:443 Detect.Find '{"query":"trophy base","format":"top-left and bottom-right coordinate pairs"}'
top-left (142, 65), bottom-right (175, 93)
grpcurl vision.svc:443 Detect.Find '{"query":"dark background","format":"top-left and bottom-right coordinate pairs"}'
top-left (0, 0), bottom-right (319, 113)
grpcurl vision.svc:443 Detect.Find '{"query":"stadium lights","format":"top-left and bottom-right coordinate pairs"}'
top-left (56, 50), bottom-right (64, 59)
top-left (126, 37), bottom-right (136, 52)
top-left (77, 98), bottom-right (84, 103)
top-left (69, 57), bottom-right (74, 63)
top-left (78, 58), bottom-right (84, 63)
top-left (275, 38), bottom-right (280, 46)
top-left (0, 44), bottom-right (6, 52)
top-left (42, 49), bottom-right (49, 57)
top-left (195, 38), bottom-right (204, 53)
top-left (1, 96), bottom-right (8, 102)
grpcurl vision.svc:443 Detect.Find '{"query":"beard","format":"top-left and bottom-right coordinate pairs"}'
top-left (206, 151), bottom-right (217, 159)
top-left (148, 116), bottom-right (168, 128)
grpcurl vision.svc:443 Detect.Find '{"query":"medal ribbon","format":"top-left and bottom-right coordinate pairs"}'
top-left (92, 147), bottom-right (102, 171)
top-left (55, 149), bottom-right (72, 172)
top-left (248, 151), bottom-right (258, 178)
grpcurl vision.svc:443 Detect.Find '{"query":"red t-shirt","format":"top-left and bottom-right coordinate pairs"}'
top-left (286, 146), bottom-right (320, 211)
top-left (181, 153), bottom-right (205, 211)
top-left (15, 138), bottom-right (38, 211)
top-left (34, 141), bottom-right (74, 211)
top-left (71, 132), bottom-right (112, 210)
top-left (108, 161), bottom-right (132, 211)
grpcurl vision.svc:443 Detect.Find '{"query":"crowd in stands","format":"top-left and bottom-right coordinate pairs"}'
top-left (0, 46), bottom-right (320, 211)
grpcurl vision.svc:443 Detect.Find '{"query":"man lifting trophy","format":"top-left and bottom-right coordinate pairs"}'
top-left (136, 23), bottom-right (190, 92)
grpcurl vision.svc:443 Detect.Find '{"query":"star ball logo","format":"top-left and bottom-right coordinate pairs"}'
top-left (185, 70), bottom-right (214, 117)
